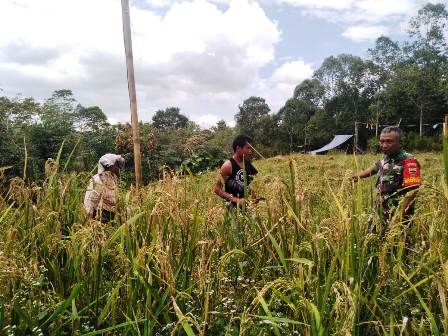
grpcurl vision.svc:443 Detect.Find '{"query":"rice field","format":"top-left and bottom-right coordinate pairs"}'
top-left (0, 152), bottom-right (447, 335)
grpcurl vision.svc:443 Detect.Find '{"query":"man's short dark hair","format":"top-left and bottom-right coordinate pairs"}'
top-left (232, 134), bottom-right (252, 151)
top-left (381, 126), bottom-right (402, 140)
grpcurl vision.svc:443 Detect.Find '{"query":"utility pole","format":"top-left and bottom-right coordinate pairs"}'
top-left (375, 96), bottom-right (380, 136)
top-left (443, 114), bottom-right (448, 183)
top-left (121, 0), bottom-right (142, 187)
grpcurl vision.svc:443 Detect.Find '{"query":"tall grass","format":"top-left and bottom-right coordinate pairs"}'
top-left (0, 152), bottom-right (446, 335)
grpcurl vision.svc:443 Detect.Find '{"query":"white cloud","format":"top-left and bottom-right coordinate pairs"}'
top-left (342, 25), bottom-right (388, 42)
top-left (270, 60), bottom-right (314, 85)
top-left (276, 0), bottom-right (442, 37)
top-left (146, 0), bottom-right (175, 8)
top-left (264, 59), bottom-right (313, 110)
top-left (3, 0), bottom-right (434, 128)
top-left (278, 0), bottom-right (354, 10)
top-left (145, 0), bottom-right (231, 7)
top-left (0, 0), bottom-right (281, 126)
top-left (191, 113), bottom-right (221, 127)
top-left (354, 0), bottom-right (415, 18)
top-left (232, 59), bottom-right (314, 115)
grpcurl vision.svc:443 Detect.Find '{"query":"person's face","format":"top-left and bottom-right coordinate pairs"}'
top-left (237, 143), bottom-right (253, 158)
top-left (108, 163), bottom-right (121, 176)
top-left (379, 131), bottom-right (400, 156)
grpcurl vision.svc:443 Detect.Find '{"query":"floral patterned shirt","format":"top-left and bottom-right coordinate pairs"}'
top-left (83, 171), bottom-right (118, 215)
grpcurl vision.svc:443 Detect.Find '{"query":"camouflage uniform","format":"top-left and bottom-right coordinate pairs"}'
top-left (371, 150), bottom-right (421, 222)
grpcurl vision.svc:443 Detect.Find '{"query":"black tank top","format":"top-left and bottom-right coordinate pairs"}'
top-left (224, 158), bottom-right (258, 201)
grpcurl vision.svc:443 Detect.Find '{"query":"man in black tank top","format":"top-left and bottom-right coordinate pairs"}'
top-left (214, 134), bottom-right (258, 207)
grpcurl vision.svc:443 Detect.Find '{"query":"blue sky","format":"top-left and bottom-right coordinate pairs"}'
top-left (0, 0), bottom-right (445, 127)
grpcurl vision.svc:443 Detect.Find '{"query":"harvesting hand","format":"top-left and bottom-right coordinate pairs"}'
top-left (234, 197), bottom-right (246, 207)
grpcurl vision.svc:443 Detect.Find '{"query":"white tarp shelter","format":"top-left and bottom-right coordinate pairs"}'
top-left (310, 135), bottom-right (353, 155)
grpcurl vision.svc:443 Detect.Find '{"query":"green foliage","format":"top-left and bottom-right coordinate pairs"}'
top-left (152, 107), bottom-right (188, 129)
top-left (1, 2), bottom-right (447, 183)
top-left (402, 132), bottom-right (443, 151)
top-left (75, 106), bottom-right (109, 131)
top-left (367, 132), bottom-right (443, 153)
top-left (304, 109), bottom-right (335, 148)
top-left (293, 78), bottom-right (325, 105)
top-left (235, 96), bottom-right (270, 138)
top-left (366, 137), bottom-right (380, 153)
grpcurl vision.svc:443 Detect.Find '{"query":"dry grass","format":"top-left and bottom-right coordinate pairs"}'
top-left (0, 152), bottom-right (446, 335)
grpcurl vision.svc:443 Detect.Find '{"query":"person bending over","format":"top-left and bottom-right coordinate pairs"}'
top-left (84, 153), bottom-right (124, 223)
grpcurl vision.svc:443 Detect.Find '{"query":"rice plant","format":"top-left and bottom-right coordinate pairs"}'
top-left (0, 152), bottom-right (446, 335)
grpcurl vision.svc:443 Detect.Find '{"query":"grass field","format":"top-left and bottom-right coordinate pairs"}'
top-left (0, 152), bottom-right (447, 335)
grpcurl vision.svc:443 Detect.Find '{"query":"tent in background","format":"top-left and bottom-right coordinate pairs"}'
top-left (310, 135), bottom-right (354, 155)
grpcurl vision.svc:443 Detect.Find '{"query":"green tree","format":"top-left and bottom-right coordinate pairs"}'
top-left (75, 106), bottom-right (108, 131)
top-left (277, 98), bottom-right (308, 151)
top-left (274, 79), bottom-right (326, 151)
top-left (235, 96), bottom-right (270, 138)
top-left (152, 107), bottom-right (189, 129)
top-left (393, 62), bottom-right (445, 135)
top-left (293, 78), bottom-right (325, 106)
top-left (367, 36), bottom-right (402, 134)
top-left (408, 3), bottom-right (448, 54)
top-left (399, 3), bottom-right (448, 135)
top-left (305, 109), bottom-right (335, 148)
top-left (314, 54), bottom-right (374, 132)
top-left (209, 120), bottom-right (235, 155)
top-left (0, 96), bottom-right (16, 170)
top-left (368, 36), bottom-right (402, 74)
top-left (254, 114), bottom-right (279, 149)
top-left (0, 95), bottom-right (43, 179)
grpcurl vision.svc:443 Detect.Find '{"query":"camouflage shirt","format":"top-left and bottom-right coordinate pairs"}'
top-left (371, 150), bottom-right (421, 207)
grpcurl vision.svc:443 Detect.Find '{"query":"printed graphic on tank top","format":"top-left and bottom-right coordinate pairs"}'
top-left (224, 158), bottom-right (258, 201)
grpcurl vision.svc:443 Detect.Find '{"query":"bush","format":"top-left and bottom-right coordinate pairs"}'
top-left (402, 132), bottom-right (443, 151)
top-left (367, 137), bottom-right (380, 153)
top-left (367, 133), bottom-right (443, 153)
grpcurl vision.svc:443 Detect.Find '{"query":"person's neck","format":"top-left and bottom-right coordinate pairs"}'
top-left (386, 149), bottom-right (401, 158)
top-left (104, 170), bottom-right (117, 177)
top-left (232, 153), bottom-right (244, 164)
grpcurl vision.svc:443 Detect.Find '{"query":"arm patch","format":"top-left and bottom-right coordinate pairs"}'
top-left (402, 158), bottom-right (421, 187)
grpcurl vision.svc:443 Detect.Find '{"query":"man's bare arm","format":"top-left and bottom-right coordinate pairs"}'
top-left (352, 166), bottom-right (376, 181)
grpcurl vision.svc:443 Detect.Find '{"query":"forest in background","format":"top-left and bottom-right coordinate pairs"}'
top-left (1, 3), bottom-right (447, 182)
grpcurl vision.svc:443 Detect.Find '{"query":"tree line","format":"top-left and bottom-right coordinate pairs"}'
top-left (239, 3), bottom-right (448, 153)
top-left (0, 3), bottom-right (447, 183)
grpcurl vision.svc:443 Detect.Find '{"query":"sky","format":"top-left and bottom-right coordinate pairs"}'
top-left (0, 0), bottom-right (445, 128)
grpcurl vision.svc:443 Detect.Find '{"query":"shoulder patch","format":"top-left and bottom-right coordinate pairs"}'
top-left (402, 158), bottom-right (421, 187)
top-left (398, 151), bottom-right (414, 159)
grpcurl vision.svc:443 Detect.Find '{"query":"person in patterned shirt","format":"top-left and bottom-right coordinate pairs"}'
top-left (352, 127), bottom-right (422, 222)
top-left (84, 154), bottom-right (124, 223)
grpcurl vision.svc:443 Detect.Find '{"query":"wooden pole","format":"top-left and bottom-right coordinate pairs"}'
top-left (443, 114), bottom-right (448, 184)
top-left (354, 121), bottom-right (358, 154)
top-left (375, 93), bottom-right (380, 136)
top-left (121, 0), bottom-right (142, 187)
top-left (444, 115), bottom-right (448, 138)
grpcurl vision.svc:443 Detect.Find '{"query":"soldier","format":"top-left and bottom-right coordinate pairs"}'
top-left (214, 134), bottom-right (258, 207)
top-left (352, 126), bottom-right (422, 222)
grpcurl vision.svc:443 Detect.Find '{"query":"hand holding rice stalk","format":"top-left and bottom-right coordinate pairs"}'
top-left (247, 142), bottom-right (267, 203)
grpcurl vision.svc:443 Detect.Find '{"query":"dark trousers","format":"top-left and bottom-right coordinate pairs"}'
top-left (381, 201), bottom-right (415, 224)
top-left (95, 209), bottom-right (115, 223)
